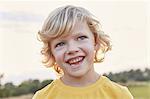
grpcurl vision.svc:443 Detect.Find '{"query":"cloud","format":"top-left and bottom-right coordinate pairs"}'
top-left (0, 11), bottom-right (42, 22)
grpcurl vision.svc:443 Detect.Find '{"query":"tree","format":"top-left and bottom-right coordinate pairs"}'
top-left (4, 82), bottom-right (16, 96)
top-left (0, 73), bottom-right (4, 88)
top-left (17, 79), bottom-right (41, 95)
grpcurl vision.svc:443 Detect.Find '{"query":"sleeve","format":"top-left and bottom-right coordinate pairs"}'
top-left (32, 91), bottom-right (41, 99)
top-left (121, 86), bottom-right (134, 99)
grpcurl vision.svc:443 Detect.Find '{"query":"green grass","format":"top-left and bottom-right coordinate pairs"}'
top-left (128, 82), bottom-right (150, 99)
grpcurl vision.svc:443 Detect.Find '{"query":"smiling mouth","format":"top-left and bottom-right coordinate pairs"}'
top-left (66, 56), bottom-right (85, 68)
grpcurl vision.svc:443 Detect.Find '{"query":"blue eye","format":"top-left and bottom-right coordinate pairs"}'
top-left (77, 36), bottom-right (88, 41)
top-left (55, 42), bottom-right (65, 48)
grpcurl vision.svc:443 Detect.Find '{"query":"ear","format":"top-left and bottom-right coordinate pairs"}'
top-left (46, 52), bottom-right (56, 67)
top-left (51, 53), bottom-right (56, 62)
top-left (94, 43), bottom-right (100, 51)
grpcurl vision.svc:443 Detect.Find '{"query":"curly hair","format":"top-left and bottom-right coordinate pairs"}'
top-left (37, 5), bottom-right (112, 74)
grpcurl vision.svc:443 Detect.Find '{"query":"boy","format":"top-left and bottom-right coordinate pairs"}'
top-left (33, 5), bottom-right (133, 99)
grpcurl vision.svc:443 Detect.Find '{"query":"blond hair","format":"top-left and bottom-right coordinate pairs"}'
top-left (38, 5), bottom-right (112, 74)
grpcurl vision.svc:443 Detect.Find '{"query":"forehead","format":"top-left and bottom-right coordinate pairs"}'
top-left (57, 21), bottom-right (92, 40)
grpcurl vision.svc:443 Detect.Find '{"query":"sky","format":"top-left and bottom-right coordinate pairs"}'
top-left (0, 0), bottom-right (150, 85)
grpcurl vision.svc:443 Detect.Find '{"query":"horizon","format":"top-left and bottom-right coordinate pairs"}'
top-left (0, 67), bottom-right (149, 85)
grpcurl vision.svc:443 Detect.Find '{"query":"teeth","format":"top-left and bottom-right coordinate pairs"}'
top-left (68, 57), bottom-right (83, 64)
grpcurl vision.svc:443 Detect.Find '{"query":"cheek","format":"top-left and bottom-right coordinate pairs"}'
top-left (83, 41), bottom-right (95, 53)
top-left (53, 49), bottom-right (65, 63)
top-left (82, 43), bottom-right (95, 60)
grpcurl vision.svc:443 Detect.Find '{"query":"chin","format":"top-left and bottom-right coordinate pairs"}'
top-left (69, 70), bottom-right (88, 78)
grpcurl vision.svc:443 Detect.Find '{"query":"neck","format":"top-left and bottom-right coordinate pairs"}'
top-left (61, 69), bottom-right (100, 87)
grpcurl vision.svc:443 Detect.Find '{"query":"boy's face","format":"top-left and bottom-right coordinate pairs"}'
top-left (51, 21), bottom-right (97, 78)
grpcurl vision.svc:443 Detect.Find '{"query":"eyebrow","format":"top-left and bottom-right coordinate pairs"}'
top-left (55, 32), bottom-right (86, 42)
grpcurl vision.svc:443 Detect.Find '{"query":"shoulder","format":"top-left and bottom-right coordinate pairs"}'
top-left (32, 79), bottom-right (58, 99)
top-left (100, 76), bottom-right (133, 99)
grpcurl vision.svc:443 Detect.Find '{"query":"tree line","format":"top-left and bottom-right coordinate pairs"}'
top-left (104, 68), bottom-right (150, 83)
top-left (0, 68), bottom-right (150, 98)
top-left (0, 79), bottom-right (53, 98)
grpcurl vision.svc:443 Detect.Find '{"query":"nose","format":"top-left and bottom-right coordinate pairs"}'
top-left (66, 41), bottom-right (80, 55)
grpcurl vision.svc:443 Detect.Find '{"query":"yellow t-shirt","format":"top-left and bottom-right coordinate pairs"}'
top-left (32, 76), bottom-right (133, 99)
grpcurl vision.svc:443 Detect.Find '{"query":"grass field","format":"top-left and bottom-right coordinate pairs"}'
top-left (128, 82), bottom-right (150, 99)
top-left (2, 82), bottom-right (150, 99)
top-left (2, 94), bottom-right (33, 99)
